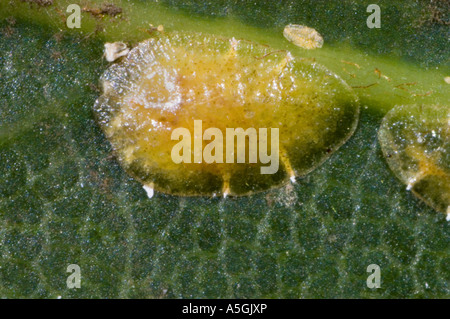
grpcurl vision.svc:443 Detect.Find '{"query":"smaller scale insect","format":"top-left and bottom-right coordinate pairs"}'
top-left (378, 104), bottom-right (450, 219)
top-left (283, 24), bottom-right (324, 50)
top-left (94, 27), bottom-right (360, 198)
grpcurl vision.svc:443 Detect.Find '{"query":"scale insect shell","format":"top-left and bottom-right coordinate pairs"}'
top-left (94, 32), bottom-right (359, 197)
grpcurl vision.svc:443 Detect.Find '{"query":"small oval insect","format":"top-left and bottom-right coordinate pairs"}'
top-left (378, 104), bottom-right (449, 215)
top-left (283, 24), bottom-right (324, 49)
top-left (94, 32), bottom-right (359, 197)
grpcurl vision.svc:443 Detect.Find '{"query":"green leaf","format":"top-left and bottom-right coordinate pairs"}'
top-left (0, 0), bottom-right (448, 298)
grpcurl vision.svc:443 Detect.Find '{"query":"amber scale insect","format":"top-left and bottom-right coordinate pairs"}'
top-left (94, 32), bottom-right (360, 197)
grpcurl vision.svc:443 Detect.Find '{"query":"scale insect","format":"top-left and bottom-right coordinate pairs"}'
top-left (283, 24), bottom-right (324, 50)
top-left (378, 104), bottom-right (449, 217)
top-left (94, 32), bottom-right (359, 198)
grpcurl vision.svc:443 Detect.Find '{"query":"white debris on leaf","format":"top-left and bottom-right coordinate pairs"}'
top-left (290, 175), bottom-right (296, 183)
top-left (148, 24), bottom-right (164, 33)
top-left (104, 42), bottom-right (130, 62)
top-left (230, 37), bottom-right (239, 50)
top-left (406, 181), bottom-right (414, 191)
top-left (446, 206), bottom-right (450, 222)
top-left (283, 24), bottom-right (324, 49)
top-left (285, 51), bottom-right (294, 63)
top-left (143, 184), bottom-right (154, 199)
